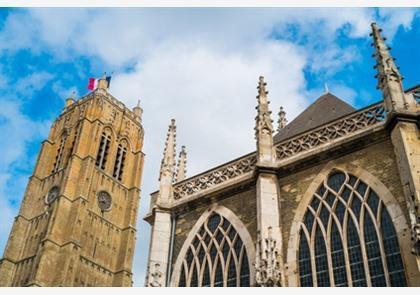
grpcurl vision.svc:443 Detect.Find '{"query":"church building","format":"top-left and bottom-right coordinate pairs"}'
top-left (144, 23), bottom-right (420, 287)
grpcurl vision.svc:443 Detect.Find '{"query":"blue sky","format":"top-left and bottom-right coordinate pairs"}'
top-left (0, 8), bottom-right (418, 286)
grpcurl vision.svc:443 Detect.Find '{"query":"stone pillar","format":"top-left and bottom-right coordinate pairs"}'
top-left (254, 76), bottom-right (283, 286)
top-left (145, 119), bottom-right (177, 287)
top-left (145, 209), bottom-right (172, 287)
top-left (390, 122), bottom-right (420, 268)
top-left (371, 23), bottom-right (420, 269)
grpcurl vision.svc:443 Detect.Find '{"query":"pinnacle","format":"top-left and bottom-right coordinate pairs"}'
top-left (277, 106), bottom-right (287, 132)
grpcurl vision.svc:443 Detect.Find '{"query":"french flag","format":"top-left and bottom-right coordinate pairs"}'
top-left (87, 77), bottom-right (98, 90)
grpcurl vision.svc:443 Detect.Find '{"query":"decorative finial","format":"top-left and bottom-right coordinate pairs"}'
top-left (370, 22), bottom-right (415, 111)
top-left (277, 106), bottom-right (287, 132)
top-left (255, 76), bottom-right (276, 165)
top-left (175, 145), bottom-right (187, 182)
top-left (324, 83), bottom-right (329, 94)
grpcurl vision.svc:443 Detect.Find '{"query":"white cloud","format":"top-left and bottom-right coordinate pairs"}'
top-left (0, 99), bottom-right (49, 253)
top-left (15, 71), bottom-right (54, 97)
top-left (378, 8), bottom-right (419, 40)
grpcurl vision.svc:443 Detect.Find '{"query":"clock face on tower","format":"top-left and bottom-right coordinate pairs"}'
top-left (46, 186), bottom-right (60, 204)
top-left (97, 191), bottom-right (112, 211)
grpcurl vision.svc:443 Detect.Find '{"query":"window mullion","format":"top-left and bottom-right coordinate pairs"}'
top-left (374, 201), bottom-right (391, 286)
top-left (325, 207), bottom-right (335, 286)
top-left (309, 222), bottom-right (317, 286)
top-left (358, 204), bottom-right (372, 286)
top-left (342, 209), bottom-right (353, 286)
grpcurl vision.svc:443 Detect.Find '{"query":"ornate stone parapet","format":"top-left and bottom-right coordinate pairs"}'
top-left (275, 102), bottom-right (386, 160)
top-left (173, 153), bottom-right (257, 200)
top-left (171, 103), bottom-right (386, 202)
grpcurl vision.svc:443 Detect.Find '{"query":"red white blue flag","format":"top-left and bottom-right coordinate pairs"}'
top-left (87, 76), bottom-right (112, 90)
top-left (87, 77), bottom-right (98, 90)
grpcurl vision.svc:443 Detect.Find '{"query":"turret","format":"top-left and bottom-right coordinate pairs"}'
top-left (133, 99), bottom-right (143, 122)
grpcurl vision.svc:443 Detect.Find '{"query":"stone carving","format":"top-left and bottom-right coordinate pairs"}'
top-left (173, 103), bottom-right (385, 201)
top-left (109, 109), bottom-right (117, 124)
top-left (412, 223), bottom-right (420, 256)
top-left (276, 102), bottom-right (386, 159)
top-left (255, 231), bottom-right (282, 287)
top-left (146, 263), bottom-right (163, 287)
top-left (173, 154), bottom-right (257, 199)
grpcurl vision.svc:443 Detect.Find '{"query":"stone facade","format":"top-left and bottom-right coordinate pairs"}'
top-left (0, 78), bottom-right (145, 287)
top-left (144, 23), bottom-right (420, 287)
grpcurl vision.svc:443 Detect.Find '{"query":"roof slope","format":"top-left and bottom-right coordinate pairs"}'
top-left (274, 93), bottom-right (356, 143)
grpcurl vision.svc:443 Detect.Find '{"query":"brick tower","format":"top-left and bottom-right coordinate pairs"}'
top-left (0, 77), bottom-right (145, 286)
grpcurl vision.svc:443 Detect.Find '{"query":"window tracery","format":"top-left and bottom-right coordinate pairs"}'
top-left (177, 213), bottom-right (250, 287)
top-left (298, 171), bottom-right (407, 286)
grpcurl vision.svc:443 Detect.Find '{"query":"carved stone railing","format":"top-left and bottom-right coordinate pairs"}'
top-left (276, 102), bottom-right (386, 159)
top-left (173, 153), bottom-right (257, 200)
top-left (172, 102), bottom-right (386, 201)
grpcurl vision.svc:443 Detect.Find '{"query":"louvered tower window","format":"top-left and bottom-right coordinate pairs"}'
top-left (52, 134), bottom-right (67, 173)
top-left (177, 213), bottom-right (250, 287)
top-left (96, 132), bottom-right (111, 170)
top-left (68, 124), bottom-right (80, 156)
top-left (298, 171), bottom-right (407, 287)
top-left (113, 143), bottom-right (127, 181)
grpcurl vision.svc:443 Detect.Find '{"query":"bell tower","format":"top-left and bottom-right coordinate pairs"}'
top-left (0, 78), bottom-right (145, 286)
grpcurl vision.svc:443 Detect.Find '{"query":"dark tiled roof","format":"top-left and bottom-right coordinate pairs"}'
top-left (274, 92), bottom-right (356, 143)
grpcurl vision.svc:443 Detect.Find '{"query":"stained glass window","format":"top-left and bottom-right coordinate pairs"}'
top-left (298, 170), bottom-right (407, 286)
top-left (178, 213), bottom-right (250, 287)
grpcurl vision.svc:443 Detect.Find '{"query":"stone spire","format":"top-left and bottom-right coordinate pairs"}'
top-left (175, 145), bottom-right (187, 182)
top-left (277, 106), bottom-right (287, 132)
top-left (158, 119), bottom-right (176, 204)
top-left (371, 22), bottom-right (416, 112)
top-left (255, 76), bottom-right (276, 165)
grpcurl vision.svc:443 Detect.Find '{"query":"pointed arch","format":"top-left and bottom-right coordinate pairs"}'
top-left (286, 161), bottom-right (415, 286)
top-left (170, 205), bottom-right (255, 287)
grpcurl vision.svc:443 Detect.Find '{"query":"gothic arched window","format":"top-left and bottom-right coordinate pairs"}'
top-left (177, 213), bottom-right (250, 287)
top-left (298, 170), bottom-right (407, 287)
